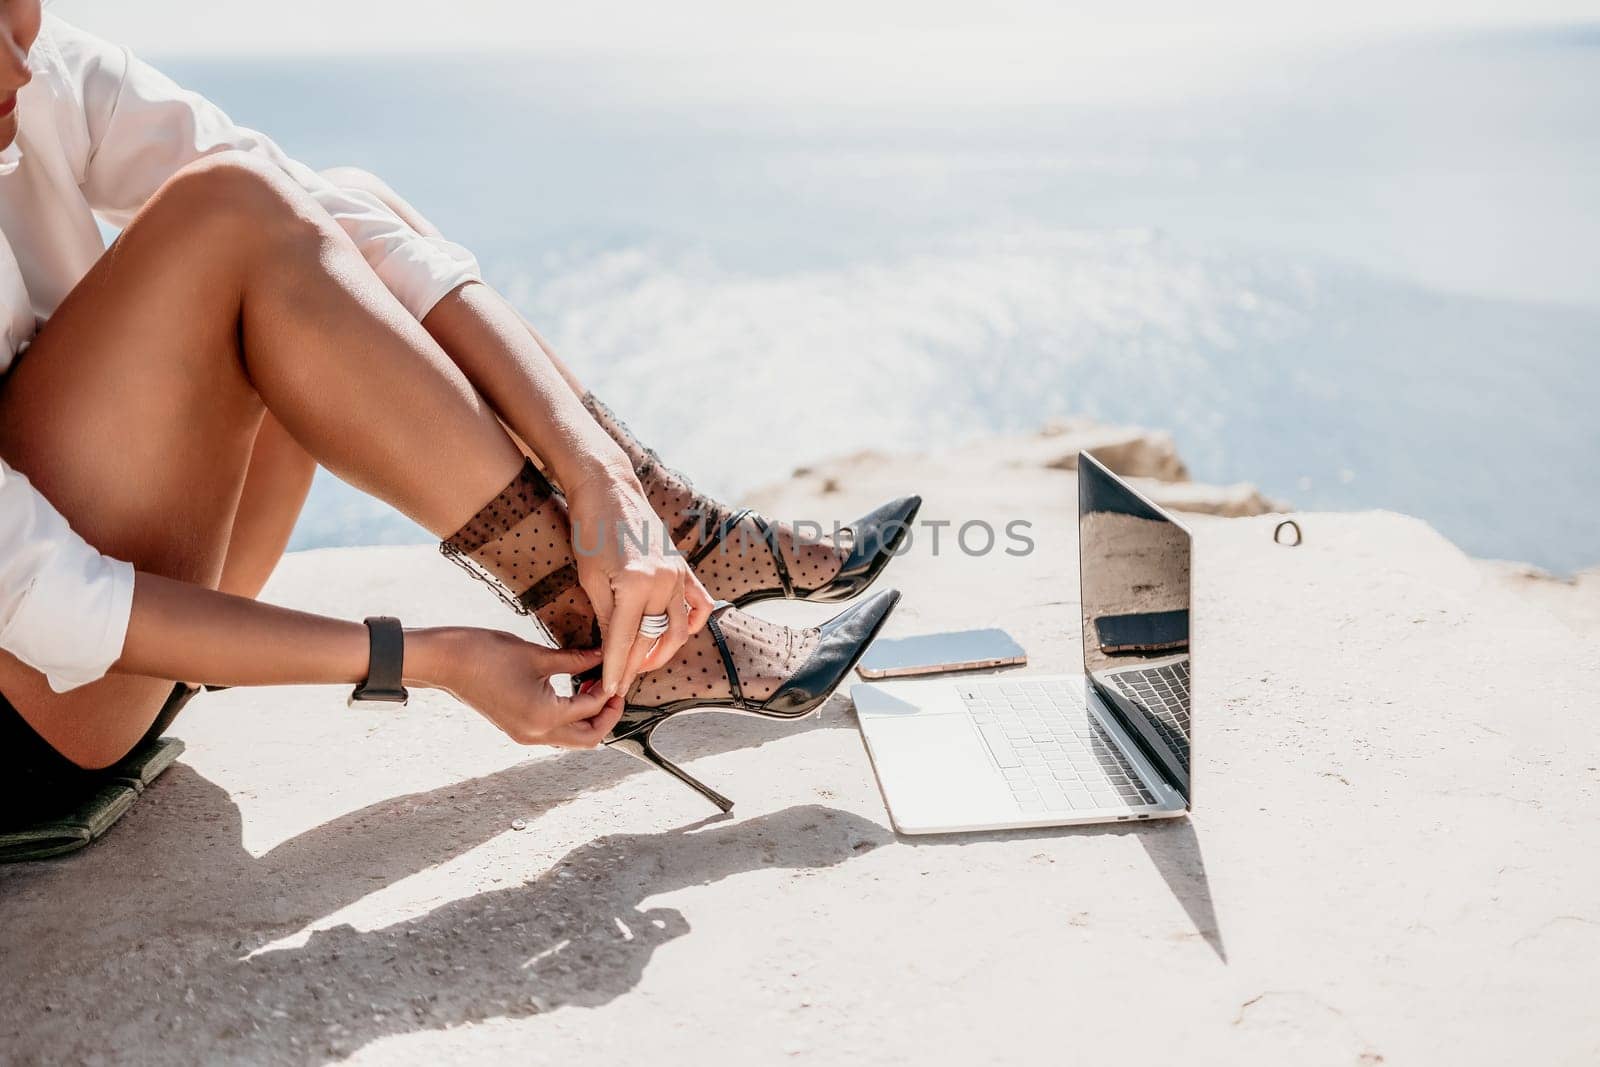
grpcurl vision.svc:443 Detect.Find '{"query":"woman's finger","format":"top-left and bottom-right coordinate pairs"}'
top-left (640, 578), bottom-right (689, 673)
top-left (529, 646), bottom-right (605, 675)
top-left (600, 583), bottom-right (645, 696)
top-left (662, 570), bottom-right (690, 654)
top-left (638, 566), bottom-right (689, 670)
top-left (618, 604), bottom-right (658, 694)
top-left (685, 572), bottom-right (715, 634)
top-left (547, 696), bottom-right (625, 748)
top-left (582, 571), bottom-right (616, 633)
top-left (547, 684), bottom-right (613, 727)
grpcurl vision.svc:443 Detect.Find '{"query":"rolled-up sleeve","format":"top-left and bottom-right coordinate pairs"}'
top-left (0, 461), bottom-right (135, 693)
top-left (53, 17), bottom-right (479, 321)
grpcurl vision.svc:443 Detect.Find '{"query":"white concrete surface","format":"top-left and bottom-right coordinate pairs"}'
top-left (2, 430), bottom-right (1597, 1065)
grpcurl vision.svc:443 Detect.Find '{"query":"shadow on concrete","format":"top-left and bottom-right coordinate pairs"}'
top-left (0, 704), bottom-right (888, 1062)
top-left (902, 816), bottom-right (1226, 963)
top-left (1135, 818), bottom-right (1226, 962)
top-left (658, 708), bottom-right (1228, 962)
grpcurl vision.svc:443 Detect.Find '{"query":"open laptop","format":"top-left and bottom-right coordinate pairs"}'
top-left (851, 451), bottom-right (1194, 834)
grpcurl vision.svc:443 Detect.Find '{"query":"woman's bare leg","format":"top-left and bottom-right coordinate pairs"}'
top-left (217, 413), bottom-right (317, 600)
top-left (320, 167), bottom-right (876, 601)
top-left (0, 152), bottom-right (525, 767)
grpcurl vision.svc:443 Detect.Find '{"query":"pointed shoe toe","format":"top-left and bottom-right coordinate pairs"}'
top-left (802, 495), bottom-right (922, 604)
top-left (763, 589), bottom-right (901, 717)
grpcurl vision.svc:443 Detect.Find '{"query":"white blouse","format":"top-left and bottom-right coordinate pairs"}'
top-left (0, 15), bottom-right (481, 692)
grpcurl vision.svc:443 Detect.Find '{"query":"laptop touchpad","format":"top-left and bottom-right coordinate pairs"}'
top-left (860, 716), bottom-right (1012, 831)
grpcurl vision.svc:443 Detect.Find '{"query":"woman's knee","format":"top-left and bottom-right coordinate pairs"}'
top-left (151, 150), bottom-right (334, 247)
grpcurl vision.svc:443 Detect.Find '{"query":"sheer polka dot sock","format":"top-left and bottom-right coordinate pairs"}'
top-left (581, 392), bottom-right (851, 603)
top-left (443, 460), bottom-right (826, 709)
top-left (439, 460), bottom-right (598, 648)
top-left (624, 607), bottom-right (822, 708)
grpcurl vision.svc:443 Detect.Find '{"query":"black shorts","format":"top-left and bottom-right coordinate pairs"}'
top-left (0, 682), bottom-right (195, 821)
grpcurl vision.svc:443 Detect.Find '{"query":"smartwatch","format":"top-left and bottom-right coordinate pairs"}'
top-left (348, 616), bottom-right (410, 707)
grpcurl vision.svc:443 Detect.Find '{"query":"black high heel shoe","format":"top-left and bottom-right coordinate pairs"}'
top-left (692, 496), bottom-right (922, 609)
top-left (579, 392), bottom-right (919, 609)
top-left (594, 589), bottom-right (901, 811)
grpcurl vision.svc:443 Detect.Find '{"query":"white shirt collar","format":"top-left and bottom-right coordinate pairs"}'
top-left (0, 143), bottom-right (21, 178)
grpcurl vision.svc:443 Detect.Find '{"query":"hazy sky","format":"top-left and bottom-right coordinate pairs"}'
top-left (51, 0), bottom-right (1600, 56)
top-left (46, 0), bottom-right (1598, 117)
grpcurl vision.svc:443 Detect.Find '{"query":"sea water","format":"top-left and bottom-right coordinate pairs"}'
top-left (161, 27), bottom-right (1600, 572)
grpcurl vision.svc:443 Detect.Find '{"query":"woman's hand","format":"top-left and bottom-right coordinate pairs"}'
top-left (418, 286), bottom-right (712, 694)
top-left (409, 628), bottom-right (625, 748)
top-left (117, 576), bottom-right (622, 750)
top-left (563, 464), bottom-right (715, 696)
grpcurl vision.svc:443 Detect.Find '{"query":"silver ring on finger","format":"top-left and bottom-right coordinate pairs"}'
top-left (638, 613), bottom-right (670, 638)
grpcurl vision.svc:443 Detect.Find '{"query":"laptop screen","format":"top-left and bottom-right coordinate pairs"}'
top-left (1078, 452), bottom-right (1193, 802)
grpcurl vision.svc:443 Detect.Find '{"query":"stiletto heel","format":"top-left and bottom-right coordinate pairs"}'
top-left (590, 589), bottom-right (902, 811)
top-left (606, 719), bottom-right (735, 813)
top-left (439, 462), bottom-right (898, 814)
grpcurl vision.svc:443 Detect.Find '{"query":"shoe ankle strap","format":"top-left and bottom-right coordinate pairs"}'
top-left (704, 607), bottom-right (746, 706)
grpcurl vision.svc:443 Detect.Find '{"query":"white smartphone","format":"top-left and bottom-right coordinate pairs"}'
top-left (856, 628), bottom-right (1027, 680)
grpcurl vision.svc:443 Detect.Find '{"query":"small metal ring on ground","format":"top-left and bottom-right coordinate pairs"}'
top-left (1274, 519), bottom-right (1303, 547)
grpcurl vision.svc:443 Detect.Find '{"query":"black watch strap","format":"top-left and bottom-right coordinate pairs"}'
top-left (349, 616), bottom-right (409, 707)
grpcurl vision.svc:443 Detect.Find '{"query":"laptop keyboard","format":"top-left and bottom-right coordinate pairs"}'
top-left (1107, 661), bottom-right (1191, 773)
top-left (960, 680), bottom-right (1157, 813)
